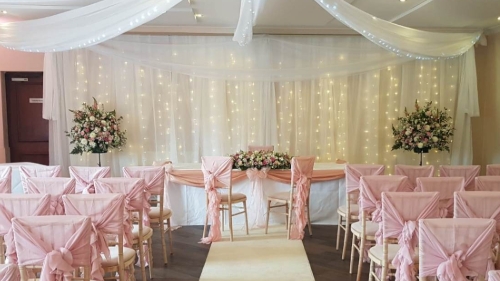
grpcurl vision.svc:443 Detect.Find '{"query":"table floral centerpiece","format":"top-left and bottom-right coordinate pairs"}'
top-left (391, 100), bottom-right (454, 165)
top-left (230, 150), bottom-right (292, 170)
top-left (66, 98), bottom-right (127, 166)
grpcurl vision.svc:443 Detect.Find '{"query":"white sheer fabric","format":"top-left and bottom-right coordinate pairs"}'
top-left (43, 35), bottom-right (470, 175)
top-left (0, 0), bottom-right (181, 52)
top-left (233, 0), bottom-right (266, 46)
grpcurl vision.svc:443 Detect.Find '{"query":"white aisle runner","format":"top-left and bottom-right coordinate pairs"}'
top-left (200, 226), bottom-right (315, 281)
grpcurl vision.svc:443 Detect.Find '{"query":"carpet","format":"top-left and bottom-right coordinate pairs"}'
top-left (199, 226), bottom-right (315, 281)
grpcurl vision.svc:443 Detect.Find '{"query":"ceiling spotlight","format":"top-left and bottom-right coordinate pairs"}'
top-left (400, 0), bottom-right (406, 2)
top-left (194, 14), bottom-right (203, 19)
top-left (498, 16), bottom-right (500, 21)
top-left (1, 11), bottom-right (7, 14)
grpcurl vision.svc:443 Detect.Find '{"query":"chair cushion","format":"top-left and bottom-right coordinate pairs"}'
top-left (101, 246), bottom-right (136, 267)
top-left (148, 206), bottom-right (172, 219)
top-left (350, 221), bottom-right (378, 237)
top-left (268, 192), bottom-right (290, 201)
top-left (368, 244), bottom-right (419, 264)
top-left (337, 204), bottom-right (359, 217)
top-left (220, 193), bottom-right (246, 202)
top-left (132, 224), bottom-right (153, 239)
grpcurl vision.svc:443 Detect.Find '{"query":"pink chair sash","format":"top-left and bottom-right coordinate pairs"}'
top-left (0, 194), bottom-right (51, 264)
top-left (475, 176), bottom-right (500, 192)
top-left (439, 165), bottom-right (480, 191)
top-left (489, 270), bottom-right (500, 281)
top-left (345, 164), bottom-right (385, 194)
top-left (290, 156), bottom-right (315, 240)
top-left (383, 192), bottom-right (440, 281)
top-left (487, 165), bottom-right (500, 176)
top-left (19, 165), bottom-right (61, 193)
top-left (0, 167), bottom-right (12, 193)
top-left (416, 177), bottom-right (464, 218)
top-left (26, 178), bottom-right (76, 215)
top-left (69, 166), bottom-right (111, 194)
top-left (12, 215), bottom-right (92, 281)
top-left (200, 156), bottom-right (233, 244)
top-left (394, 164), bottom-right (434, 189)
top-left (0, 264), bottom-right (19, 281)
top-left (246, 167), bottom-right (270, 228)
top-left (248, 145), bottom-right (274, 151)
top-left (419, 218), bottom-right (496, 281)
top-left (63, 194), bottom-right (125, 281)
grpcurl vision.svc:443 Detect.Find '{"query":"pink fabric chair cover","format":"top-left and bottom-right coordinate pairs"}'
top-left (419, 218), bottom-right (496, 281)
top-left (439, 165), bottom-right (480, 191)
top-left (25, 177), bottom-right (76, 215)
top-left (487, 165), bottom-right (500, 176)
top-left (94, 177), bottom-right (148, 247)
top-left (345, 164), bottom-right (385, 194)
top-left (0, 264), bottom-right (19, 281)
top-left (290, 156), bottom-right (315, 240)
top-left (382, 192), bottom-right (440, 281)
top-left (63, 193), bottom-right (125, 281)
top-left (489, 270), bottom-right (500, 281)
top-left (248, 145), bottom-right (274, 151)
top-left (12, 215), bottom-right (92, 281)
top-left (0, 167), bottom-right (12, 193)
top-left (19, 165), bottom-right (61, 193)
top-left (200, 156), bottom-right (233, 244)
top-left (0, 194), bottom-right (51, 264)
top-left (69, 166), bottom-right (111, 194)
top-left (152, 161), bottom-right (173, 211)
top-left (475, 176), bottom-right (500, 192)
top-left (394, 164), bottom-right (434, 189)
top-left (416, 177), bottom-right (464, 218)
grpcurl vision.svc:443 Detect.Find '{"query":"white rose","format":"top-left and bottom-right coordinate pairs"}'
top-left (413, 137), bottom-right (419, 142)
top-left (90, 132), bottom-right (96, 138)
top-left (101, 120), bottom-right (106, 125)
top-left (81, 139), bottom-right (88, 145)
top-left (89, 116), bottom-right (95, 121)
top-left (90, 141), bottom-right (96, 148)
top-left (103, 127), bottom-right (107, 132)
top-left (417, 143), bottom-right (423, 148)
top-left (435, 124), bottom-right (440, 128)
top-left (432, 136), bottom-right (438, 142)
top-left (424, 125), bottom-right (430, 131)
top-left (417, 125), bottom-right (421, 130)
top-left (405, 131), bottom-right (411, 136)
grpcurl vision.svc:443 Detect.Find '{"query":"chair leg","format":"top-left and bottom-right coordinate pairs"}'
top-left (265, 200), bottom-right (271, 234)
top-left (307, 204), bottom-right (312, 237)
top-left (203, 210), bottom-right (209, 238)
top-left (356, 236), bottom-right (364, 281)
top-left (160, 219), bottom-right (168, 265)
top-left (148, 236), bottom-right (154, 278)
top-left (287, 201), bottom-right (293, 240)
top-left (285, 203), bottom-right (289, 230)
top-left (221, 206), bottom-right (225, 232)
top-left (167, 218), bottom-right (174, 256)
top-left (342, 218), bottom-right (350, 260)
top-left (243, 201), bottom-right (249, 235)
top-left (336, 214), bottom-right (342, 250)
top-left (381, 261), bottom-right (387, 281)
top-left (138, 238), bottom-right (146, 281)
top-left (228, 204), bottom-right (234, 241)
top-left (349, 233), bottom-right (357, 274)
top-left (368, 259), bottom-right (374, 281)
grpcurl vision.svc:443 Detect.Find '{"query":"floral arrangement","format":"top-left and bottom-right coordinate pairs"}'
top-left (66, 98), bottom-right (127, 154)
top-left (392, 100), bottom-right (454, 152)
top-left (230, 150), bottom-right (292, 170)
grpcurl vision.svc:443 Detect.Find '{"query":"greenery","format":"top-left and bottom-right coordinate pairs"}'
top-left (230, 150), bottom-right (292, 170)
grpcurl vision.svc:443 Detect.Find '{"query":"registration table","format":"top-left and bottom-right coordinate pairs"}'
top-left (163, 162), bottom-right (346, 227)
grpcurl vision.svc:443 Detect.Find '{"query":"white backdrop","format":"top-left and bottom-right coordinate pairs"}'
top-left (43, 35), bottom-right (468, 176)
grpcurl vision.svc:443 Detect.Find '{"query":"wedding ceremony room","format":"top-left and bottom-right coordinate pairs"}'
top-left (0, 0), bottom-right (500, 280)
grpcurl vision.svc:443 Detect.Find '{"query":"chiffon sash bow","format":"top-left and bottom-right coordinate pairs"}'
top-left (43, 248), bottom-right (74, 281)
top-left (436, 251), bottom-right (468, 281)
top-left (246, 167), bottom-right (269, 228)
top-left (200, 173), bottom-right (222, 244)
top-left (0, 264), bottom-right (19, 281)
top-left (392, 221), bottom-right (417, 281)
top-left (69, 167), bottom-right (110, 194)
top-left (290, 174), bottom-right (309, 240)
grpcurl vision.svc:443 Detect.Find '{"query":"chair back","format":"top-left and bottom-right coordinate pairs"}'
top-left (248, 145), bottom-right (274, 151)
top-left (0, 167), bottom-right (12, 193)
top-left (25, 177), bottom-right (76, 215)
top-left (489, 270), bottom-right (500, 281)
top-left (12, 215), bottom-right (92, 281)
top-left (0, 194), bottom-right (51, 263)
top-left (69, 166), bottom-right (111, 194)
top-left (0, 264), bottom-right (19, 281)
top-left (475, 176), bottom-right (500, 191)
top-left (289, 156), bottom-right (315, 240)
top-left (63, 193), bottom-right (125, 280)
top-left (382, 192), bottom-right (440, 281)
top-left (345, 164), bottom-right (385, 194)
top-left (416, 177), bottom-right (464, 218)
top-left (454, 191), bottom-right (500, 234)
top-left (419, 218), bottom-right (496, 280)
top-left (394, 164), bottom-right (434, 188)
top-left (19, 165), bottom-right (61, 193)
top-left (487, 165), bottom-right (500, 176)
top-left (439, 165), bottom-right (480, 191)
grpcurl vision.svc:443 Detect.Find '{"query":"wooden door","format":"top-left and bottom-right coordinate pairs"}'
top-left (5, 72), bottom-right (49, 165)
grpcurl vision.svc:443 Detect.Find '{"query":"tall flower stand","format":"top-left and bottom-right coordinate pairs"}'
top-left (413, 147), bottom-right (429, 166)
top-left (93, 150), bottom-right (107, 167)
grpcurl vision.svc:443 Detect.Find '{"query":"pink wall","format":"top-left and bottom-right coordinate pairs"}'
top-left (0, 47), bottom-right (44, 162)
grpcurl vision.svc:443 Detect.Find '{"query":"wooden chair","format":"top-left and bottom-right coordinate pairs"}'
top-left (439, 165), bottom-right (480, 191)
top-left (415, 177), bottom-right (464, 218)
top-left (69, 166), bottom-right (111, 194)
top-left (19, 165), bottom-right (61, 193)
top-left (475, 176), bottom-right (500, 191)
top-left (25, 177), bottom-right (76, 215)
top-left (394, 164), bottom-right (434, 189)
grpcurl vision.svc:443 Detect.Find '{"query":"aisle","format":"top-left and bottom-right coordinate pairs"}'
top-left (200, 226), bottom-right (315, 281)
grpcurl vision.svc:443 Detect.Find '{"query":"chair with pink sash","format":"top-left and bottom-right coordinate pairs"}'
top-left (351, 175), bottom-right (412, 281)
top-left (0, 264), bottom-right (19, 281)
top-left (394, 164), bottom-right (434, 189)
top-left (201, 156), bottom-right (248, 243)
top-left (475, 176), bottom-right (500, 191)
top-left (338, 164), bottom-right (385, 261)
top-left (63, 193), bottom-right (133, 281)
top-left (415, 177), bottom-right (464, 218)
top-left (12, 215), bottom-right (92, 281)
top-left (368, 192), bottom-right (440, 281)
top-left (0, 167), bottom-right (12, 194)
top-left (0, 194), bottom-right (51, 264)
top-left (419, 218), bottom-right (496, 281)
top-left (489, 270), bottom-right (500, 281)
top-left (439, 165), bottom-right (480, 191)
top-left (19, 165), bottom-right (61, 193)
top-left (454, 191), bottom-right (500, 270)
top-left (25, 177), bottom-right (76, 215)
top-left (94, 177), bottom-right (150, 281)
top-left (248, 145), bottom-right (274, 151)
top-left (487, 165), bottom-right (500, 176)
top-left (69, 166), bottom-right (111, 194)
top-left (124, 166), bottom-right (173, 268)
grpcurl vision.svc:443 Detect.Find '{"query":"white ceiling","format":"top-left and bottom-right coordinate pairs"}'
top-left (1, 0), bottom-right (500, 35)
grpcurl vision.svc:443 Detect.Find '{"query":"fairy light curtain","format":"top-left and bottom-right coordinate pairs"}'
top-left (43, 35), bottom-right (467, 175)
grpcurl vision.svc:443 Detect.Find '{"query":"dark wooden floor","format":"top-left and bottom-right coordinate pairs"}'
top-left (137, 225), bottom-right (370, 280)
